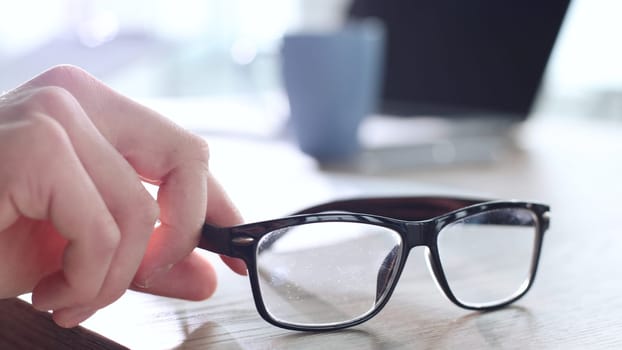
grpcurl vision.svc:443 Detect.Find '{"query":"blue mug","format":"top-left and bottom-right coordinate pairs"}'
top-left (281, 20), bottom-right (385, 162)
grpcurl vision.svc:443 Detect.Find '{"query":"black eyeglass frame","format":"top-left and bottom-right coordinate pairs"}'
top-left (199, 196), bottom-right (550, 331)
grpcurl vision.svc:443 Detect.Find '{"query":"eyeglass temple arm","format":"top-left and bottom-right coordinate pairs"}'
top-left (199, 224), bottom-right (233, 255)
top-left (293, 196), bottom-right (486, 221)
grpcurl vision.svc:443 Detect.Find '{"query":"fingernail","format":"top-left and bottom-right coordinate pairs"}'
top-left (133, 264), bottom-right (174, 289)
top-left (55, 307), bottom-right (96, 328)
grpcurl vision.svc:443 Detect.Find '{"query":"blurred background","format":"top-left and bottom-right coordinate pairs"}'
top-left (1, 0), bottom-right (621, 131)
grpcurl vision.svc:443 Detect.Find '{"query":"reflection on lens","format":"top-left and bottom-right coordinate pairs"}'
top-left (256, 222), bottom-right (402, 327)
top-left (437, 208), bottom-right (537, 307)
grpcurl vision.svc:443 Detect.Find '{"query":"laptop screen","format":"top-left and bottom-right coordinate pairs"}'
top-left (348, 0), bottom-right (571, 120)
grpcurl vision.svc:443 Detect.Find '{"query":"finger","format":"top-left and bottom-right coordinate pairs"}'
top-left (52, 307), bottom-right (98, 329)
top-left (129, 172), bottom-right (246, 298)
top-left (131, 251), bottom-right (218, 301)
top-left (204, 173), bottom-right (247, 275)
top-left (12, 87), bottom-right (160, 324)
top-left (132, 160), bottom-right (209, 288)
top-left (1, 114), bottom-right (121, 313)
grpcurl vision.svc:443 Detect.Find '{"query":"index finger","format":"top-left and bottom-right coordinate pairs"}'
top-left (204, 172), bottom-right (247, 275)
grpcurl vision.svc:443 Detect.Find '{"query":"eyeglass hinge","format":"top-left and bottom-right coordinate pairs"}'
top-left (232, 236), bottom-right (255, 246)
top-left (542, 211), bottom-right (551, 231)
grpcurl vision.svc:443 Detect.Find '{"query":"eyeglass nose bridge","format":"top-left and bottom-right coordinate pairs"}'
top-left (404, 220), bottom-right (436, 250)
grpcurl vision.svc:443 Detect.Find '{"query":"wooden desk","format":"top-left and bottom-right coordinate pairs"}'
top-left (2, 115), bottom-right (621, 349)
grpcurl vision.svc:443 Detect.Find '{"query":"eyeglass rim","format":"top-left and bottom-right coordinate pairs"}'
top-left (199, 196), bottom-right (550, 331)
top-left (429, 206), bottom-right (546, 311)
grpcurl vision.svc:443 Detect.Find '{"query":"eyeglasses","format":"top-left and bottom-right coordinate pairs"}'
top-left (199, 196), bottom-right (550, 331)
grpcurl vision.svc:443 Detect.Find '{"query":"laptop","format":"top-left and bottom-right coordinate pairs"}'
top-left (330, 0), bottom-right (571, 172)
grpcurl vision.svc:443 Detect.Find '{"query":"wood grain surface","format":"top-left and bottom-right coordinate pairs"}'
top-left (0, 298), bottom-right (127, 350)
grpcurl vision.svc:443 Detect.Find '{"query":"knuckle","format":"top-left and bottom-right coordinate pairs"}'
top-left (73, 218), bottom-right (121, 304)
top-left (87, 215), bottom-right (121, 261)
top-left (102, 183), bottom-right (159, 248)
top-left (36, 64), bottom-right (93, 91)
top-left (26, 113), bottom-right (71, 153)
top-left (187, 134), bottom-right (210, 164)
top-left (134, 194), bottom-right (160, 229)
top-left (27, 86), bottom-right (78, 123)
top-left (98, 216), bottom-right (122, 252)
top-left (2, 114), bottom-right (72, 217)
top-left (118, 188), bottom-right (160, 231)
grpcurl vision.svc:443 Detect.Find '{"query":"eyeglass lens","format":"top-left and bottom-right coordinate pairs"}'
top-left (256, 222), bottom-right (403, 327)
top-left (436, 208), bottom-right (538, 307)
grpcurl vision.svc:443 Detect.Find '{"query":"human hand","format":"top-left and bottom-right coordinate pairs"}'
top-left (0, 65), bottom-right (247, 328)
